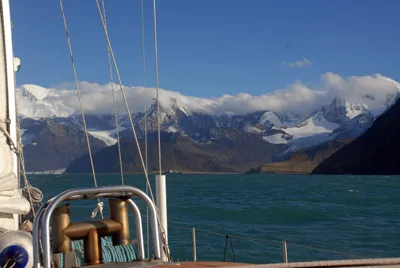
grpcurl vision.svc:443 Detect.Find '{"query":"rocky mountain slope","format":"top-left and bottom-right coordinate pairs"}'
top-left (65, 131), bottom-right (286, 173)
top-left (21, 118), bottom-right (107, 171)
top-left (247, 139), bottom-right (351, 174)
top-left (312, 98), bottom-right (400, 175)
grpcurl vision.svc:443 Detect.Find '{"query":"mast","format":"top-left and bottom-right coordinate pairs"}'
top-left (0, 0), bottom-right (30, 231)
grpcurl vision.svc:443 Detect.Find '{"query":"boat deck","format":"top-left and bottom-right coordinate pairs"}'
top-left (88, 262), bottom-right (243, 268)
top-left (86, 259), bottom-right (400, 268)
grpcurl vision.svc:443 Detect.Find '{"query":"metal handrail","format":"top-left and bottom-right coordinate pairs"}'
top-left (32, 185), bottom-right (161, 268)
top-left (126, 199), bottom-right (145, 260)
top-left (33, 197), bottom-right (146, 267)
top-left (33, 205), bottom-right (46, 268)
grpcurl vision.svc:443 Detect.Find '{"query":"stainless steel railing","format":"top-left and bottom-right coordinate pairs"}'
top-left (32, 185), bottom-right (162, 268)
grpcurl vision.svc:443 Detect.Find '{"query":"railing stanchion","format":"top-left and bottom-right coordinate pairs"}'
top-left (192, 227), bottom-right (197, 262)
top-left (282, 241), bottom-right (288, 263)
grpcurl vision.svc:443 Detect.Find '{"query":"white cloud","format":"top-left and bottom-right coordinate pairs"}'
top-left (284, 57), bottom-right (313, 68)
top-left (18, 72), bottom-right (400, 118)
top-left (321, 72), bottom-right (400, 115)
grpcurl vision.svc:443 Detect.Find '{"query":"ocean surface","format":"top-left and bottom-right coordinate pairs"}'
top-left (28, 174), bottom-right (399, 264)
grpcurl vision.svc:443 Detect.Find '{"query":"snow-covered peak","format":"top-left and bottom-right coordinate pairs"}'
top-left (284, 110), bottom-right (340, 139)
top-left (146, 100), bottom-right (180, 124)
top-left (275, 112), bottom-right (304, 127)
top-left (13, 74), bottom-right (400, 150)
top-left (258, 111), bottom-right (303, 129)
top-left (15, 71), bottom-right (400, 119)
top-left (17, 85), bottom-right (74, 118)
top-left (320, 97), bottom-right (367, 124)
top-left (20, 84), bottom-right (52, 100)
top-left (259, 111), bottom-right (282, 127)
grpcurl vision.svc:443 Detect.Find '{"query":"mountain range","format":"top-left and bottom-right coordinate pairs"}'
top-left (16, 81), bottom-right (400, 173)
top-left (312, 97), bottom-right (400, 174)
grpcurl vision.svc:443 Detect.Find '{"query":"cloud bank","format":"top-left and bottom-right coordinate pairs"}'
top-left (18, 72), bottom-right (400, 118)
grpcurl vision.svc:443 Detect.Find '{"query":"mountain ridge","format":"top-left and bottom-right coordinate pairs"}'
top-left (312, 98), bottom-right (400, 174)
top-left (21, 118), bottom-right (107, 171)
top-left (16, 81), bottom-right (400, 172)
top-left (65, 131), bottom-right (287, 173)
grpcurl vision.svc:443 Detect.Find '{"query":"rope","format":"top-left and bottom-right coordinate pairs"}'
top-left (21, 186), bottom-right (43, 204)
top-left (152, 0), bottom-right (162, 176)
top-left (94, 1), bottom-right (170, 259)
top-left (59, 0), bottom-right (103, 220)
top-left (90, 201), bottom-right (104, 218)
top-left (140, 0), bottom-right (150, 259)
top-left (70, 237), bottom-right (137, 266)
top-left (101, 0), bottom-right (125, 185)
top-left (0, 116), bottom-right (44, 218)
top-left (223, 235), bottom-right (236, 263)
top-left (0, 124), bottom-right (18, 154)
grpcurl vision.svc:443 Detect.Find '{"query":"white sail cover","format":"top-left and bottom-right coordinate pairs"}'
top-left (0, 173), bottom-right (30, 232)
top-left (0, 173), bottom-right (30, 214)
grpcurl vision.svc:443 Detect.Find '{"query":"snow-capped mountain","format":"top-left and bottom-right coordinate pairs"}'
top-left (20, 117), bottom-right (107, 172)
top-left (320, 97), bottom-right (368, 124)
top-left (276, 98), bottom-right (375, 158)
top-left (15, 81), bottom-right (400, 171)
top-left (17, 84), bottom-right (74, 118)
top-left (332, 112), bottom-right (375, 139)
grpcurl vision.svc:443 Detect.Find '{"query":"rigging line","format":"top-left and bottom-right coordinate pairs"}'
top-left (94, 0), bottom-right (155, 204)
top-left (140, 0), bottom-right (150, 259)
top-left (167, 225), bottom-right (364, 259)
top-left (152, 0), bottom-right (162, 176)
top-left (151, 1), bottom-right (171, 260)
top-left (101, 0), bottom-right (124, 185)
top-left (95, 2), bottom-right (170, 259)
top-left (59, 0), bottom-right (104, 219)
top-left (141, 0), bottom-right (148, 179)
top-left (286, 242), bottom-right (365, 259)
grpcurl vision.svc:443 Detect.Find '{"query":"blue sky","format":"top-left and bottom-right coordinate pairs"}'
top-left (9, 0), bottom-right (400, 98)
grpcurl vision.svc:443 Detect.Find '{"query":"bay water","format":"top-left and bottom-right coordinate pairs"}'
top-left (28, 174), bottom-right (399, 264)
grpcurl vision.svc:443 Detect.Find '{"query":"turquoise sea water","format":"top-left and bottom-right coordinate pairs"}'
top-left (28, 174), bottom-right (399, 264)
